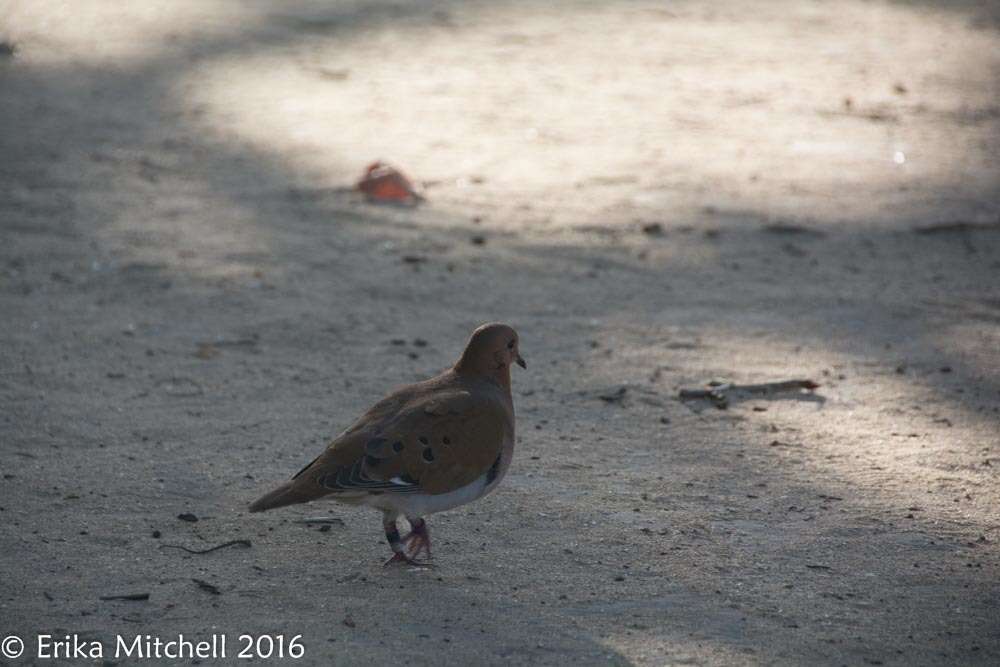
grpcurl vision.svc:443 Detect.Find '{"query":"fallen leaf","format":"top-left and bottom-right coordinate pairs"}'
top-left (356, 161), bottom-right (422, 204)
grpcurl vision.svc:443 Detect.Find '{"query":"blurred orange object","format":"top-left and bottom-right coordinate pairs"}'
top-left (356, 161), bottom-right (422, 204)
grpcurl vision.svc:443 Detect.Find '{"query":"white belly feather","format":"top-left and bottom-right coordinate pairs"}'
top-left (357, 432), bottom-right (513, 518)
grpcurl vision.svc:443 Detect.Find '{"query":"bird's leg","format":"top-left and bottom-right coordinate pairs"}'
top-left (401, 516), bottom-right (432, 562)
top-left (382, 513), bottom-right (409, 566)
top-left (382, 513), bottom-right (430, 567)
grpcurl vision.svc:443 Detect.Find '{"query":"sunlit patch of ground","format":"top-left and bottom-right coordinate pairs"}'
top-left (173, 0), bottom-right (1000, 231)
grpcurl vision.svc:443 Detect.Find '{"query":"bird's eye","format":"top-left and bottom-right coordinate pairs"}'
top-left (507, 340), bottom-right (515, 349)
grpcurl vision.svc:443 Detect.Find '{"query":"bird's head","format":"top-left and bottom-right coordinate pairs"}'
top-left (454, 323), bottom-right (526, 385)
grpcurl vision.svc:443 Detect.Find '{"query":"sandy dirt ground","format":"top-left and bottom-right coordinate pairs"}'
top-left (2, 1), bottom-right (999, 665)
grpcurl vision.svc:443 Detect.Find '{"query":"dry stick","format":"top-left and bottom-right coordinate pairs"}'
top-left (679, 379), bottom-right (819, 407)
top-left (100, 592), bottom-right (150, 601)
top-left (192, 579), bottom-right (221, 595)
top-left (160, 539), bottom-right (251, 555)
top-left (680, 379), bottom-right (819, 397)
top-left (913, 221), bottom-right (1000, 235)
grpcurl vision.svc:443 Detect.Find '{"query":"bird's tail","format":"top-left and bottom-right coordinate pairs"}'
top-left (248, 481), bottom-right (312, 513)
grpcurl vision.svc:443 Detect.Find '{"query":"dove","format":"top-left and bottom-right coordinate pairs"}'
top-left (249, 323), bottom-right (525, 566)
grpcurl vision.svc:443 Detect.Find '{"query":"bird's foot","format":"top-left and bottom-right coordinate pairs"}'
top-left (401, 519), bottom-right (431, 561)
top-left (382, 551), bottom-right (434, 568)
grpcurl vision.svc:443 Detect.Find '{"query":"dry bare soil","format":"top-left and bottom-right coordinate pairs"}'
top-left (2, 1), bottom-right (999, 665)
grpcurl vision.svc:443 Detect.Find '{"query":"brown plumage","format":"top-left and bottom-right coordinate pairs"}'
top-left (249, 323), bottom-right (525, 566)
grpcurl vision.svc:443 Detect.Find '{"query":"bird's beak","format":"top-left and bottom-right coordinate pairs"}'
top-left (516, 355), bottom-right (527, 369)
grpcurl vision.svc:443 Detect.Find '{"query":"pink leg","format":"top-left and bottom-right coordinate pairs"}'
top-left (401, 517), bottom-right (432, 562)
top-left (381, 514), bottom-right (432, 567)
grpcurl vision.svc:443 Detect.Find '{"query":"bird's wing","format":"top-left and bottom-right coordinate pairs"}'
top-left (297, 387), bottom-right (509, 497)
